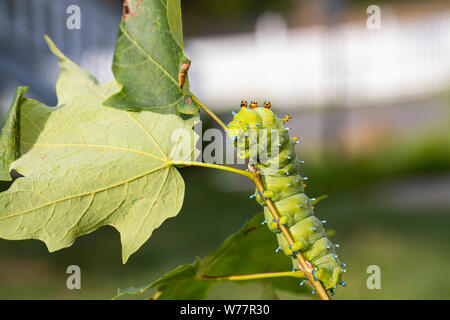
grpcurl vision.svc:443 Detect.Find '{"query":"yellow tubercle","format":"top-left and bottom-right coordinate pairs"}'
top-left (269, 222), bottom-right (279, 230)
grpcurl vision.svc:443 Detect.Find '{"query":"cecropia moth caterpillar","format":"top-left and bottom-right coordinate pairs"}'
top-left (227, 101), bottom-right (345, 294)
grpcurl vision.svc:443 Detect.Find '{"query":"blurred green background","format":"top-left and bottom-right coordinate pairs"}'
top-left (1, 109), bottom-right (449, 299)
top-left (1, 0), bottom-right (450, 299)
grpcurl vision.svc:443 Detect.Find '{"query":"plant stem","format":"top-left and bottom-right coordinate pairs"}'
top-left (169, 160), bottom-right (257, 180)
top-left (197, 270), bottom-right (305, 282)
top-left (192, 95), bottom-right (228, 131)
top-left (249, 165), bottom-right (331, 300)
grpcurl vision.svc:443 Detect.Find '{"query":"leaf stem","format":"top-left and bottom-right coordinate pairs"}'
top-left (192, 95), bottom-right (228, 131)
top-left (196, 270), bottom-right (305, 282)
top-left (248, 165), bottom-right (331, 300)
top-left (169, 160), bottom-right (256, 180)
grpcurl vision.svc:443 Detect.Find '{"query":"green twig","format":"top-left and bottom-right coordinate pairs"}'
top-left (197, 270), bottom-right (305, 282)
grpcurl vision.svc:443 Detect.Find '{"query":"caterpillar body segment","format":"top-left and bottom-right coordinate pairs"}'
top-left (227, 102), bottom-right (343, 291)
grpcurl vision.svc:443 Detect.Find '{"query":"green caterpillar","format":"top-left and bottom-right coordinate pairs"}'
top-left (227, 101), bottom-right (345, 294)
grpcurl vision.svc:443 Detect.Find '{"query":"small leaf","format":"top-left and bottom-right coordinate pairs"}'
top-left (0, 37), bottom-right (199, 263)
top-left (118, 260), bottom-right (212, 300)
top-left (115, 213), bottom-right (310, 299)
top-left (104, 0), bottom-right (198, 114)
top-left (176, 96), bottom-right (199, 115)
top-left (167, 0), bottom-right (184, 48)
top-left (0, 86), bottom-right (28, 181)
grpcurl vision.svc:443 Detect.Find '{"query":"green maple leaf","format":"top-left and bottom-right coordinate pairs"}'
top-left (104, 0), bottom-right (199, 114)
top-left (0, 36), bottom-right (198, 263)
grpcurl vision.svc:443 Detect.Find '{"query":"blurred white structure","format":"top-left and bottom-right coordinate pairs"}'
top-left (1, 1), bottom-right (449, 113)
top-left (186, 11), bottom-right (450, 110)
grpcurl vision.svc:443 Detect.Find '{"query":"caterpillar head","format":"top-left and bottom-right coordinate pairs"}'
top-left (227, 101), bottom-right (287, 159)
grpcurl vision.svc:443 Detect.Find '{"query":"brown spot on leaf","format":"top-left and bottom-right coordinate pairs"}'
top-left (178, 73), bottom-right (186, 90)
top-left (180, 62), bottom-right (191, 73)
top-left (139, 196), bottom-right (144, 200)
top-left (178, 62), bottom-right (191, 90)
top-left (123, 2), bottom-right (130, 15)
top-left (40, 153), bottom-right (46, 159)
top-left (122, 0), bottom-right (143, 20)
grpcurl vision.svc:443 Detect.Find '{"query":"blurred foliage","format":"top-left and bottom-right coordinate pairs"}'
top-left (115, 213), bottom-right (310, 300)
top-left (299, 96), bottom-right (450, 198)
top-left (180, 0), bottom-right (432, 36)
top-left (182, 0), bottom-right (295, 35)
top-left (306, 116), bottom-right (450, 197)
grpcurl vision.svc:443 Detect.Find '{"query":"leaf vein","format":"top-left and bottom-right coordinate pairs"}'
top-left (0, 165), bottom-right (168, 221)
top-left (20, 142), bottom-right (166, 162)
top-left (119, 23), bottom-right (178, 87)
top-left (126, 166), bottom-right (170, 257)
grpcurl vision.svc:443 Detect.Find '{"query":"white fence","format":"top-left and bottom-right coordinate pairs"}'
top-left (1, 1), bottom-right (449, 113)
